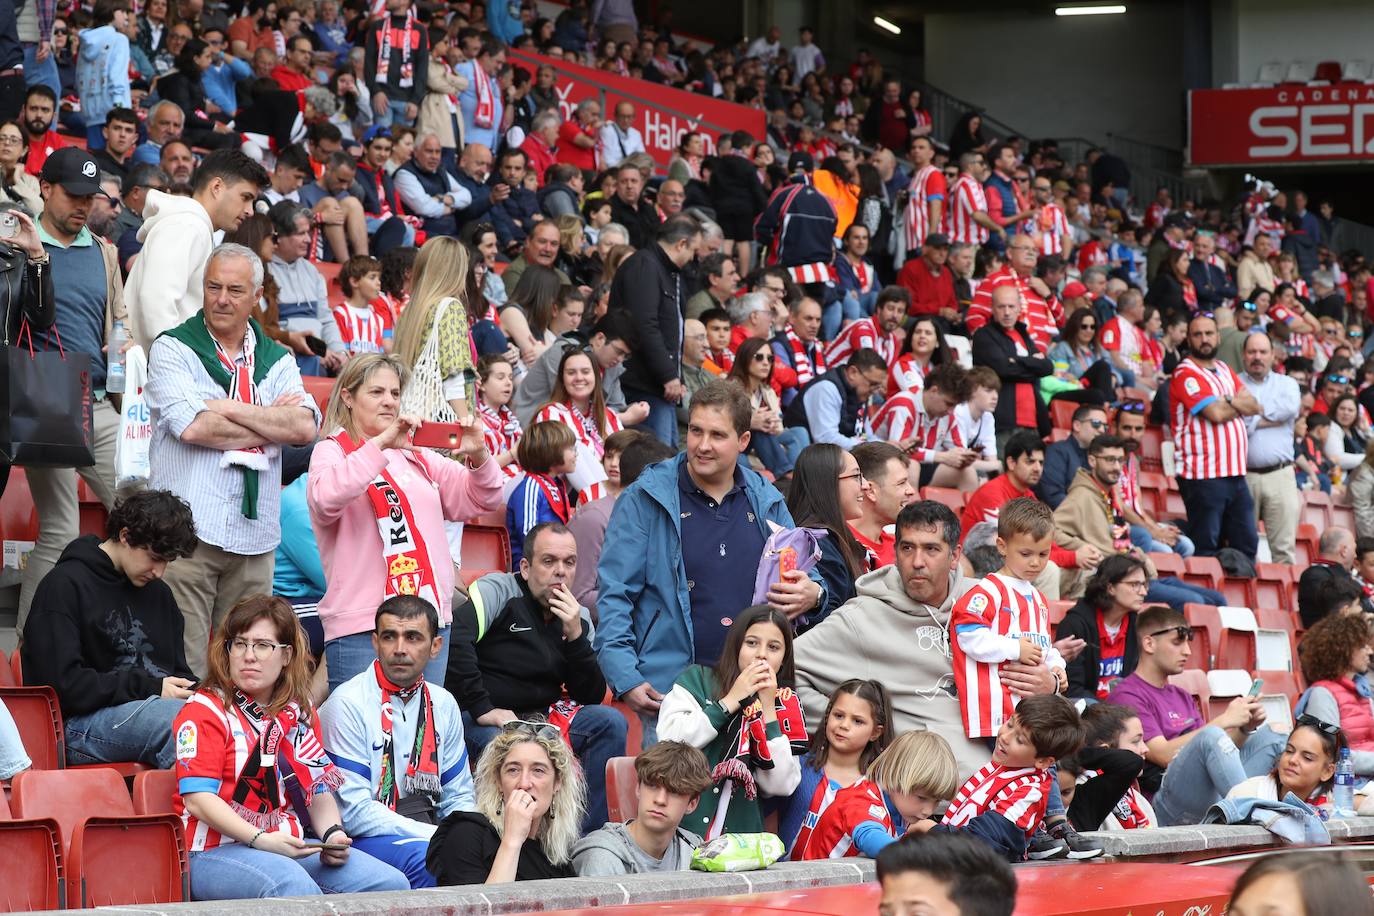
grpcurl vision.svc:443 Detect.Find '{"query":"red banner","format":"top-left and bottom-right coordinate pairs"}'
top-left (1189, 85), bottom-right (1374, 166)
top-left (507, 48), bottom-right (766, 172)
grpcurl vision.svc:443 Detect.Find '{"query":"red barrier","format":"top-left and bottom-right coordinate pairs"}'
top-left (507, 48), bottom-right (766, 172)
top-left (1188, 84), bottom-right (1374, 167)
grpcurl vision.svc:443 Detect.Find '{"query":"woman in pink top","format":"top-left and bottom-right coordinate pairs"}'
top-left (308, 353), bottom-right (503, 691)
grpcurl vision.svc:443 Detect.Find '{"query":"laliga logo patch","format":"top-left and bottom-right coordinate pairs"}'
top-left (82, 160), bottom-right (97, 178)
top-left (1184, 377), bottom-right (1200, 395)
top-left (967, 593), bottom-right (989, 617)
top-left (176, 721), bottom-right (197, 760)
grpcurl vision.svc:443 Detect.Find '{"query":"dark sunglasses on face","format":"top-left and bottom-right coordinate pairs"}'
top-left (1148, 625), bottom-right (1194, 642)
top-left (1327, 374), bottom-right (1350, 386)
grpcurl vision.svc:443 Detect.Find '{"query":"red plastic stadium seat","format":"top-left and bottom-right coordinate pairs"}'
top-left (1331, 504), bottom-right (1356, 532)
top-left (1295, 525), bottom-right (1319, 567)
top-left (8, 652), bottom-right (20, 686)
top-left (0, 467), bottom-right (39, 543)
top-left (1049, 428), bottom-right (1070, 443)
top-left (1182, 603), bottom-right (1220, 669)
top-left (11, 769), bottom-right (188, 907)
top-left (1168, 669), bottom-right (1210, 722)
top-left (1213, 606), bottom-right (1259, 671)
top-left (919, 486), bottom-right (965, 515)
top-left (1254, 563), bottom-right (1293, 610)
top-left (1148, 552), bottom-right (1185, 579)
top-left (301, 374), bottom-right (335, 412)
top-left (605, 689), bottom-right (643, 756)
top-left (0, 687), bottom-right (63, 771)
top-left (1255, 670), bottom-right (1299, 731)
top-left (131, 770), bottom-right (179, 816)
top-left (1300, 490), bottom-right (1331, 529)
top-left (605, 756), bottom-right (638, 822)
top-left (75, 479), bottom-right (108, 538)
top-left (1138, 428), bottom-right (1164, 472)
top-left (1153, 487), bottom-right (1186, 521)
top-left (1048, 600), bottom-right (1073, 629)
top-left (314, 260), bottom-right (342, 289)
top-left (461, 524), bottom-right (511, 574)
top-left (1050, 400), bottom-right (1077, 430)
top-left (1220, 576), bottom-right (1257, 609)
top-left (0, 815), bottom-right (64, 912)
top-left (1206, 669), bottom-right (1253, 719)
top-left (1314, 60), bottom-right (1342, 83)
top-left (1183, 556), bottom-right (1224, 592)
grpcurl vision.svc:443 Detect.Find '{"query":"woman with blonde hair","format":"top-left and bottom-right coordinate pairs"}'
top-left (173, 595), bottom-right (409, 899)
top-left (427, 719), bottom-right (586, 884)
top-left (394, 236), bottom-right (476, 421)
top-left (308, 353), bottom-right (502, 690)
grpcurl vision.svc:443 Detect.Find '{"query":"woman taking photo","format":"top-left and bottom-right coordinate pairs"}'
top-left (173, 596), bottom-right (409, 899)
top-left (308, 353), bottom-right (502, 691)
top-left (657, 606), bottom-right (807, 838)
top-left (1055, 555), bottom-right (1146, 701)
top-left (785, 444), bottom-right (868, 620)
top-left (888, 315), bottom-right (952, 396)
top-left (1297, 613), bottom-right (1374, 772)
top-left (727, 337), bottom-right (809, 480)
top-left (427, 720), bottom-right (585, 884)
top-left (0, 122), bottom-right (42, 216)
top-left (393, 236), bottom-right (477, 421)
top-left (1325, 392), bottom-right (1370, 473)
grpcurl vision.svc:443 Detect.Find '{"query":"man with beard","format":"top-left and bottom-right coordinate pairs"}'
top-left (20, 84), bottom-right (64, 175)
top-left (87, 172), bottom-right (124, 242)
top-left (794, 500), bottom-right (1057, 781)
top-left (112, 164), bottom-right (169, 267)
top-left (159, 139), bottom-right (196, 189)
top-left (1171, 314), bottom-right (1261, 559)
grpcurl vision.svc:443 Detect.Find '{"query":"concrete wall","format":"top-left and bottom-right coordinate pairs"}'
top-left (923, 4), bottom-right (1186, 150)
top-left (1230, 0), bottom-right (1374, 85)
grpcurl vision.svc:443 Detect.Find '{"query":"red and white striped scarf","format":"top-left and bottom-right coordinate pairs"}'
top-left (471, 60), bottom-right (496, 129)
top-left (214, 329), bottom-right (268, 471)
top-left (783, 324), bottom-right (825, 385)
top-left (375, 9), bottom-right (417, 86)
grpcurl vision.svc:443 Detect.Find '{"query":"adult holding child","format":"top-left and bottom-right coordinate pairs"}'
top-left (308, 353), bottom-right (502, 691)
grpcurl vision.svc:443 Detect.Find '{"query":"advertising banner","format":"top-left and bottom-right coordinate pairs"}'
top-left (1189, 85), bottom-right (1374, 166)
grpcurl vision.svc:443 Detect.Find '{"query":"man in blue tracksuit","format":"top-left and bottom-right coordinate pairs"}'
top-left (755, 152), bottom-right (838, 324)
top-left (594, 381), bottom-right (827, 743)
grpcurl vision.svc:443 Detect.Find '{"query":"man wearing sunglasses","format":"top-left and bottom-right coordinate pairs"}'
top-left (1037, 405), bottom-right (1107, 509)
top-left (1107, 605), bottom-right (1283, 826)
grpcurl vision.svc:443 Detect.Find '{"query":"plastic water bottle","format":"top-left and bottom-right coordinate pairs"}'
top-left (107, 320), bottom-right (128, 394)
top-left (1334, 747), bottom-right (1356, 817)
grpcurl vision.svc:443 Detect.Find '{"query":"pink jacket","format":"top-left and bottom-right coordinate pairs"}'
top-left (308, 437), bottom-right (503, 641)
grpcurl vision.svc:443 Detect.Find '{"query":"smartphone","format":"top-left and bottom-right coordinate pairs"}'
top-left (304, 335), bottom-right (327, 357)
top-left (777, 546), bottom-right (797, 584)
top-left (412, 421), bottom-right (463, 449)
top-left (303, 841), bottom-right (350, 851)
top-left (0, 212), bottom-right (18, 240)
top-left (1247, 677), bottom-right (1264, 698)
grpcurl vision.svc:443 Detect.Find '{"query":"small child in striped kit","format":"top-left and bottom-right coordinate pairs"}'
top-left (332, 255), bottom-right (392, 355)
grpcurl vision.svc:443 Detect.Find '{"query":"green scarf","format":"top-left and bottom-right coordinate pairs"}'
top-left (161, 315), bottom-right (292, 519)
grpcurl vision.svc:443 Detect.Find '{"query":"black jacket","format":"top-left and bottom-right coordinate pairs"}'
top-left (609, 242), bottom-right (684, 395)
top-left (445, 572), bottom-right (606, 719)
top-left (784, 367), bottom-right (865, 440)
top-left (1297, 561), bottom-right (1371, 628)
top-left (609, 193), bottom-right (662, 250)
top-left (1, 242), bottom-right (54, 346)
top-left (708, 152), bottom-right (767, 220)
top-left (971, 322), bottom-right (1051, 437)
top-left (157, 72), bottom-right (215, 133)
top-left (362, 14), bottom-right (429, 105)
top-left (21, 535), bottom-right (193, 717)
top-left (1187, 258), bottom-right (1237, 313)
top-left (428, 811), bottom-right (573, 886)
top-left (1055, 601), bottom-right (1139, 701)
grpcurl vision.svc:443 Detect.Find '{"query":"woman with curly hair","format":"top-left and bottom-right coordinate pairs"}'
top-left (1299, 613), bottom-right (1374, 770)
top-left (427, 720), bottom-right (585, 884)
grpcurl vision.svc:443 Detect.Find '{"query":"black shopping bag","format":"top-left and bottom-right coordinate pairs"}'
top-left (0, 323), bottom-right (95, 467)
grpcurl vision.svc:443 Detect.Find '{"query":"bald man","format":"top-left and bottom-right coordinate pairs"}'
top-left (600, 101), bottom-right (646, 168)
top-left (657, 179), bottom-right (685, 218)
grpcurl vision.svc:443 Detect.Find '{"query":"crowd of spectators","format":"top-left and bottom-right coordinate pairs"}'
top-left (0, 0), bottom-right (1371, 908)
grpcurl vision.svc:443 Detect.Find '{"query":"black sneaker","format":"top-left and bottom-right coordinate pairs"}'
top-left (1026, 825), bottom-right (1068, 860)
top-left (1050, 819), bottom-right (1104, 859)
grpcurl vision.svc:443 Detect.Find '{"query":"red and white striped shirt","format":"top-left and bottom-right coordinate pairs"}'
top-left (535, 400), bottom-right (623, 458)
top-left (905, 165), bottom-right (947, 250)
top-left (950, 573), bottom-right (1063, 739)
top-left (887, 352), bottom-right (929, 398)
top-left (945, 173), bottom-right (990, 245)
top-left (1120, 453), bottom-right (1143, 516)
top-left (871, 390), bottom-right (962, 461)
top-left (802, 779), bottom-right (892, 860)
top-left (1170, 357), bottom-right (1249, 479)
top-left (965, 267), bottom-right (1065, 354)
top-left (1100, 315), bottom-right (1147, 375)
top-left (1035, 203), bottom-right (1070, 256)
top-left (1145, 202), bottom-right (1170, 230)
top-left (942, 762), bottom-right (1051, 838)
top-left (479, 401), bottom-right (523, 479)
top-left (332, 303), bottom-right (391, 354)
top-left (825, 316), bottom-right (899, 367)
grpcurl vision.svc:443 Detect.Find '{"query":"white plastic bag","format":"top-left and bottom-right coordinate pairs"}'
top-left (114, 345), bottom-right (151, 489)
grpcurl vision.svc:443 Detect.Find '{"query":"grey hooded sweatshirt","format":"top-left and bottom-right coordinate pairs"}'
top-left (570, 821), bottom-right (703, 877)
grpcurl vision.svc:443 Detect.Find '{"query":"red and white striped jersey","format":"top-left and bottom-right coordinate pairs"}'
top-left (1099, 316), bottom-right (1147, 375)
top-left (950, 573), bottom-right (1062, 739)
top-left (887, 352), bottom-right (929, 398)
top-left (871, 391), bottom-right (962, 461)
top-left (1035, 203), bottom-right (1070, 256)
top-left (1120, 454), bottom-right (1143, 516)
top-left (942, 762), bottom-right (1051, 838)
top-left (535, 400), bottom-right (623, 458)
top-left (825, 316), bottom-right (899, 367)
top-left (332, 303), bottom-right (390, 354)
top-left (478, 401), bottom-right (523, 479)
top-left (803, 779), bottom-right (893, 860)
top-left (945, 173), bottom-right (990, 245)
top-left (1170, 357), bottom-right (1249, 479)
top-left (965, 267), bottom-right (1065, 354)
top-left (1144, 202), bottom-right (1170, 230)
top-left (905, 165), bottom-right (947, 250)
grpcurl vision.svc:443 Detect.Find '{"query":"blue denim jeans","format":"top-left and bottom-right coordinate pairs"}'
top-left (1130, 523), bottom-right (1196, 558)
top-left (1147, 576), bottom-right (1225, 610)
top-left (350, 834), bottom-right (434, 888)
top-left (1178, 475), bottom-right (1258, 560)
top-left (373, 97), bottom-right (414, 128)
top-left (462, 704), bottom-right (627, 834)
top-left (325, 627), bottom-right (450, 693)
top-left (749, 427), bottom-right (810, 476)
top-left (21, 43), bottom-right (59, 96)
top-left (0, 698), bottom-right (31, 778)
top-left (188, 842), bottom-right (409, 899)
top-left (64, 696), bottom-right (186, 769)
top-left (622, 388), bottom-right (679, 448)
top-left (1153, 725), bottom-right (1286, 826)
top-left (821, 293), bottom-right (872, 342)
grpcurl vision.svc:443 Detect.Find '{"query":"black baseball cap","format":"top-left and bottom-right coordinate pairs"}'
top-left (787, 150), bottom-right (814, 173)
top-left (39, 147), bottom-right (103, 195)
top-left (924, 232), bottom-right (951, 248)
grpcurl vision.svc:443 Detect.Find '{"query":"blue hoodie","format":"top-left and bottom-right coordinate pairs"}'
top-left (76, 24), bottom-right (130, 127)
top-left (594, 453), bottom-right (818, 698)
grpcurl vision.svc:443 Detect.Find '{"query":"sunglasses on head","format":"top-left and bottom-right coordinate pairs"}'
top-left (1148, 625), bottom-right (1194, 642)
top-left (1241, 301), bottom-right (1258, 311)
top-left (500, 718), bottom-right (563, 743)
top-left (1117, 400), bottom-right (1147, 413)
top-left (1295, 714), bottom-right (1341, 737)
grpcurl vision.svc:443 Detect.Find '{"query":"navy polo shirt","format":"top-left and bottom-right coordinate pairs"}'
top-left (678, 461), bottom-right (766, 666)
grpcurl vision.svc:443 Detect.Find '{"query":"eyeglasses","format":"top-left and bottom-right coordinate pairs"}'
top-left (1295, 714), bottom-right (1341, 736)
top-left (837, 471), bottom-right (865, 484)
top-left (1116, 578), bottom-right (1150, 591)
top-left (98, 192), bottom-right (121, 209)
top-left (52, 27), bottom-right (67, 35)
top-left (1015, 176), bottom-right (1030, 183)
top-left (0, 135), bottom-right (23, 146)
top-left (227, 637), bottom-right (290, 657)
top-left (752, 352), bottom-right (773, 363)
top-left (501, 718), bottom-right (562, 742)
top-left (1147, 625), bottom-right (1194, 642)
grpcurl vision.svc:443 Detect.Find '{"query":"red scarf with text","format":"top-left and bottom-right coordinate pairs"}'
top-left (375, 9), bottom-right (417, 86)
top-left (373, 660), bottom-right (440, 809)
top-left (784, 324), bottom-right (825, 385)
top-left (228, 691), bottom-right (341, 829)
top-left (471, 61), bottom-right (496, 128)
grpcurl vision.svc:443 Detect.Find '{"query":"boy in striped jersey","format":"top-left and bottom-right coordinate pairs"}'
top-left (910, 694), bottom-right (1086, 862)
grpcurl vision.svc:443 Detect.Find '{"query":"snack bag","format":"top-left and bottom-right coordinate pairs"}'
top-left (690, 832), bottom-right (785, 873)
